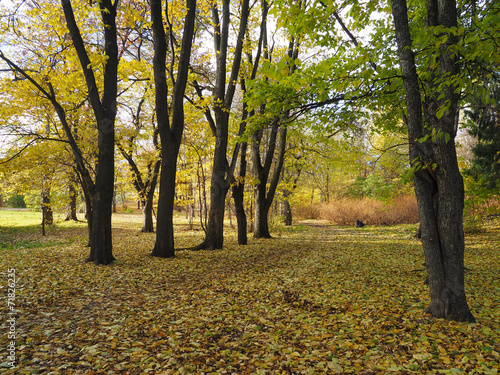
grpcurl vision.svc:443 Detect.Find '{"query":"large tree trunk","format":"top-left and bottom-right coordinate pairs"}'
top-left (151, 0), bottom-right (197, 257)
top-left (152, 146), bottom-right (177, 257)
top-left (204, 136), bottom-right (230, 249)
top-left (87, 131), bottom-right (115, 264)
top-left (391, 0), bottom-right (475, 322)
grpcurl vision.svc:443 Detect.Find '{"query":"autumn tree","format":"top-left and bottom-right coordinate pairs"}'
top-left (193, 0), bottom-right (250, 250)
top-left (0, 0), bottom-right (120, 264)
top-left (391, 0), bottom-right (475, 321)
top-left (114, 1), bottom-right (162, 233)
top-left (150, 0), bottom-right (197, 258)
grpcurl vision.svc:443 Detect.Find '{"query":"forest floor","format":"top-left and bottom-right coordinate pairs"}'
top-left (0, 211), bottom-right (499, 374)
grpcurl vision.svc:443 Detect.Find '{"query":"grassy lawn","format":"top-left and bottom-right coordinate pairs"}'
top-left (0, 211), bottom-right (499, 374)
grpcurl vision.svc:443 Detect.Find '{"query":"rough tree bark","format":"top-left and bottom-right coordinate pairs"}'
top-left (151, 0), bottom-right (197, 258)
top-left (391, 0), bottom-right (475, 322)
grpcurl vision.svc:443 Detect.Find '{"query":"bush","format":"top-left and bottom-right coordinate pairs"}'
top-left (6, 194), bottom-right (27, 208)
top-left (319, 195), bottom-right (419, 226)
top-left (293, 203), bottom-right (321, 220)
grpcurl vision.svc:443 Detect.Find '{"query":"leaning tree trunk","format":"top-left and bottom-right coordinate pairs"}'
top-left (62, 0), bottom-right (119, 265)
top-left (391, 0), bottom-right (474, 322)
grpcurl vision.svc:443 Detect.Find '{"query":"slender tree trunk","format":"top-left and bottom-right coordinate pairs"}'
top-left (41, 185), bottom-right (53, 226)
top-left (283, 199), bottom-right (292, 226)
top-left (112, 189), bottom-right (117, 213)
top-left (254, 181), bottom-right (271, 238)
top-left (66, 177), bottom-right (78, 221)
top-left (253, 125), bottom-right (288, 238)
top-left (391, 0), bottom-right (474, 322)
top-left (232, 142), bottom-right (248, 245)
top-left (142, 198), bottom-right (154, 232)
top-left (141, 161), bottom-right (160, 233)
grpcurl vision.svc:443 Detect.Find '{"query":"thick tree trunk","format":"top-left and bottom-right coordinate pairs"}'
top-left (151, 0), bottom-right (196, 257)
top-left (391, 0), bottom-right (475, 322)
top-left (205, 144), bottom-right (230, 249)
top-left (152, 147), bottom-right (177, 257)
top-left (86, 131), bottom-right (115, 265)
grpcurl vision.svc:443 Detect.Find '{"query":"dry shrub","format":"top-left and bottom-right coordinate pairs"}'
top-left (293, 203), bottom-right (322, 220)
top-left (320, 195), bottom-right (419, 226)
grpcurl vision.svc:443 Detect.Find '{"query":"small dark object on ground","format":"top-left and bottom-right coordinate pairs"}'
top-left (356, 219), bottom-right (365, 228)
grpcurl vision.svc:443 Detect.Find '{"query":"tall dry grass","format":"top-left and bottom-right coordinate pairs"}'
top-left (311, 195), bottom-right (419, 226)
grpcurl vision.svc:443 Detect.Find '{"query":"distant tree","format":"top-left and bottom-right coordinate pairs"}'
top-left (465, 86), bottom-right (500, 191)
top-left (6, 195), bottom-right (26, 209)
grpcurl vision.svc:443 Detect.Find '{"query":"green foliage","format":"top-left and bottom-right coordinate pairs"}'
top-left (465, 86), bottom-right (500, 192)
top-left (463, 173), bottom-right (500, 226)
top-left (5, 194), bottom-right (26, 208)
top-left (347, 175), bottom-right (397, 201)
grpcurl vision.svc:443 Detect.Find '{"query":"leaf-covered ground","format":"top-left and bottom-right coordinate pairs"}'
top-left (1, 213), bottom-right (499, 374)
